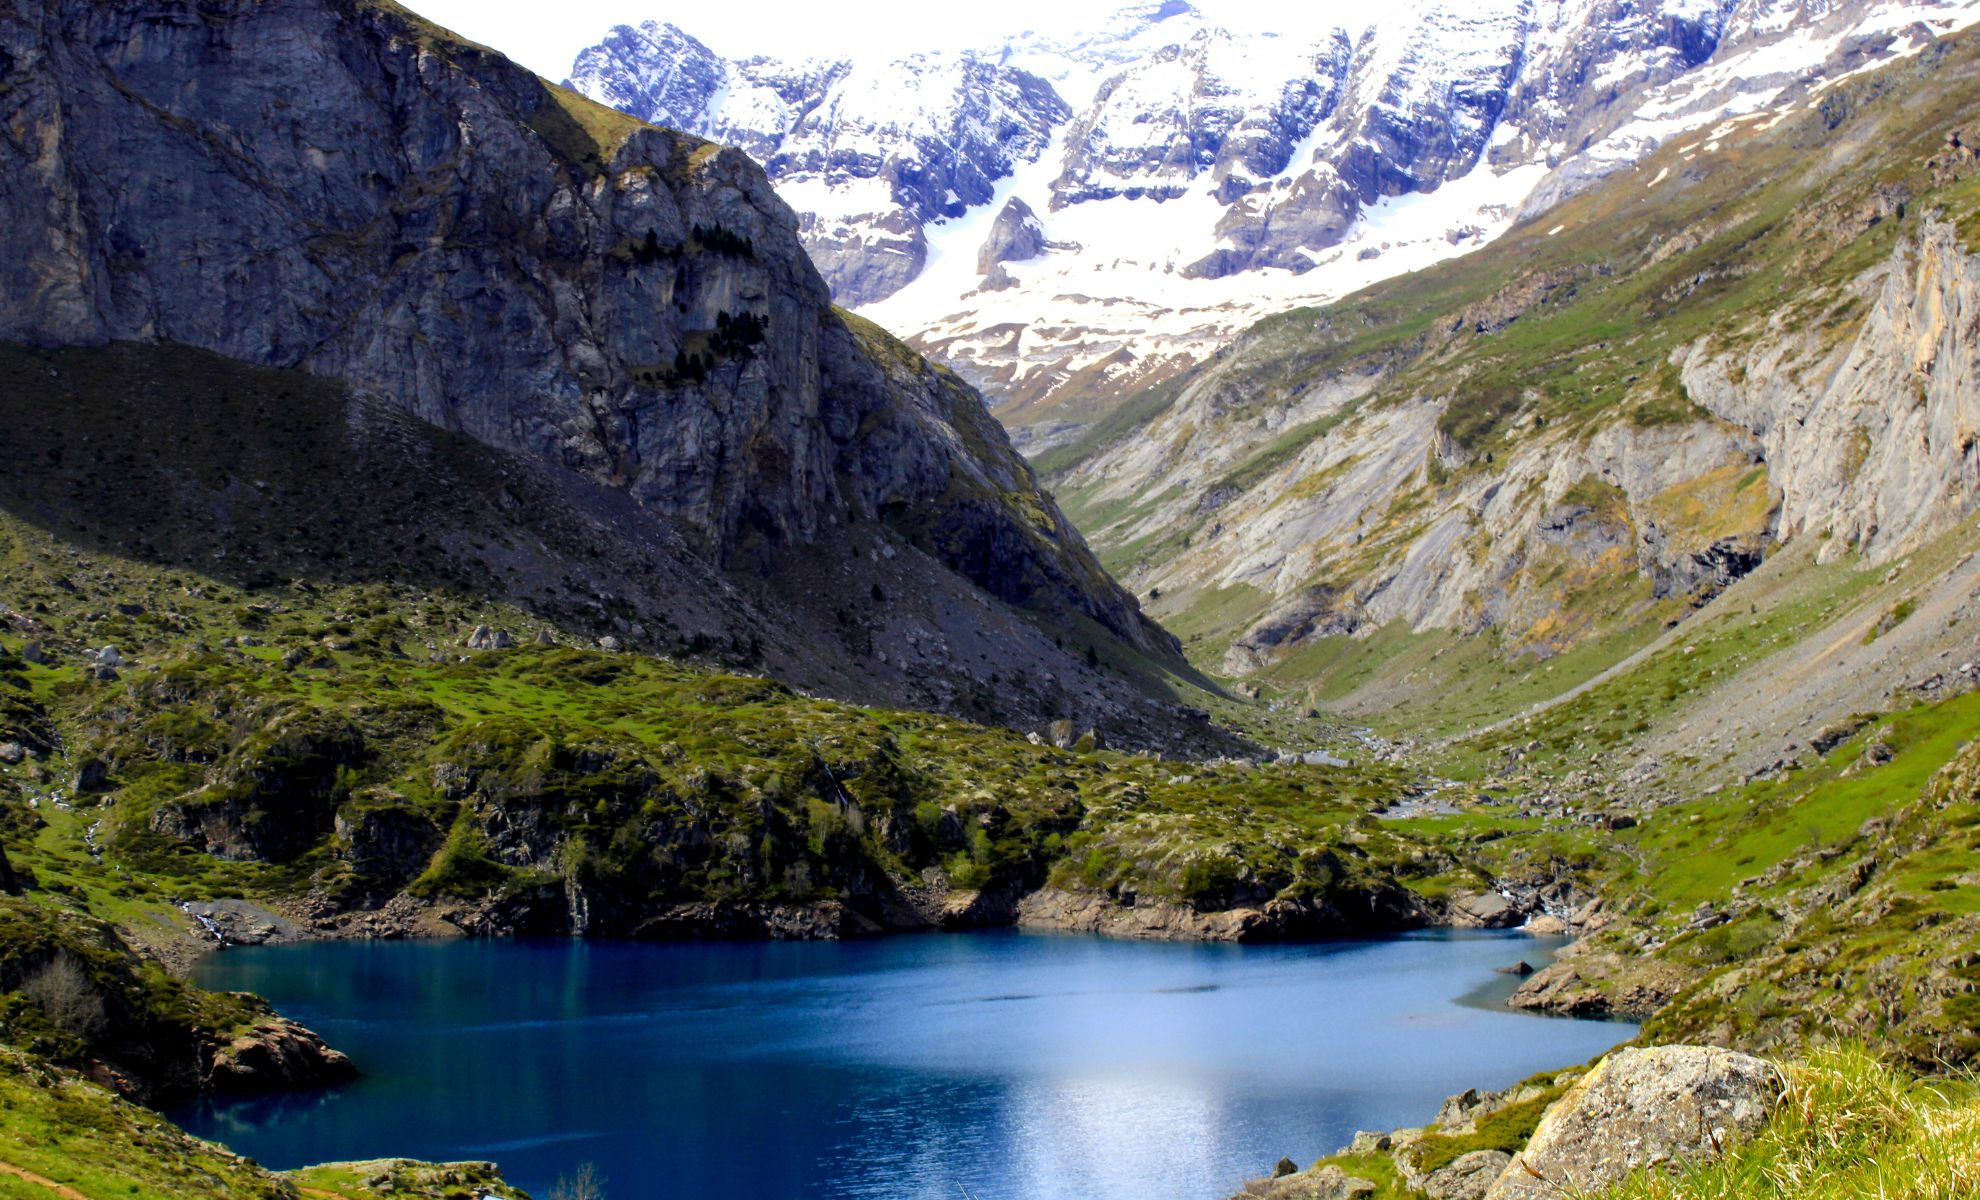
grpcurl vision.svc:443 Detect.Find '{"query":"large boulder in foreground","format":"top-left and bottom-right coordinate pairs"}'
top-left (1485, 1045), bottom-right (1781, 1200)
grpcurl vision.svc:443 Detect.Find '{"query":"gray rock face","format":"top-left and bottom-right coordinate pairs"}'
top-left (0, 0), bottom-right (1194, 745)
top-left (977, 198), bottom-right (1049, 274)
top-left (1483, 1045), bottom-right (1781, 1200)
top-left (1052, 30), bottom-right (1355, 215)
top-left (1682, 216), bottom-right (1980, 565)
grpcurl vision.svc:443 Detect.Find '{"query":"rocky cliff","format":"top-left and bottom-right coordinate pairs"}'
top-left (1681, 214), bottom-right (1980, 564)
top-left (0, 0), bottom-right (1202, 747)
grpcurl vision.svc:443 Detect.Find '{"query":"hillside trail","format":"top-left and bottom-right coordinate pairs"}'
top-left (0, 1161), bottom-right (90, 1200)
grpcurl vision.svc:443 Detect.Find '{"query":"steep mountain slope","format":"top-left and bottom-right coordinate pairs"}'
top-left (1046, 23), bottom-right (1980, 750)
top-left (569, 0), bottom-right (1980, 444)
top-left (0, 0), bottom-right (1211, 748)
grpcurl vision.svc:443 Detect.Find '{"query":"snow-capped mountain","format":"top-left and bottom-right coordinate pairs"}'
top-left (570, 0), bottom-right (1980, 445)
top-left (568, 22), bottom-right (1068, 303)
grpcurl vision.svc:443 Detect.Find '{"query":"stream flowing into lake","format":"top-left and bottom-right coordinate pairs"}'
top-left (172, 929), bottom-right (1634, 1200)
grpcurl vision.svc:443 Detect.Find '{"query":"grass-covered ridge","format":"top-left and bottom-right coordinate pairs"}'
top-left (0, 499), bottom-right (1478, 945)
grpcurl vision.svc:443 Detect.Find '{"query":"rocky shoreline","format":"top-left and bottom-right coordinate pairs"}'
top-left (1232, 1045), bottom-right (1782, 1200)
top-left (164, 875), bottom-right (1606, 964)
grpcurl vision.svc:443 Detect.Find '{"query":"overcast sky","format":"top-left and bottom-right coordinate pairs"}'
top-left (403, 0), bottom-right (1359, 79)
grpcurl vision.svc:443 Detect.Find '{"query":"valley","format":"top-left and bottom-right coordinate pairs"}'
top-left (0, 0), bottom-right (1978, 1198)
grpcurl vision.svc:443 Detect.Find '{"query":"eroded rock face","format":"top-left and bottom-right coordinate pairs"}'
top-left (1682, 216), bottom-right (1980, 564)
top-left (1483, 1045), bottom-right (1781, 1200)
top-left (1015, 882), bottom-right (1428, 942)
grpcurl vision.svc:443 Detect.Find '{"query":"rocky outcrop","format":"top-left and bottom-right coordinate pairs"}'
top-left (0, 898), bottom-right (354, 1104)
top-left (977, 198), bottom-right (1049, 274)
top-left (1484, 1046), bottom-right (1781, 1200)
top-left (1235, 1047), bottom-right (1783, 1200)
top-left (203, 1008), bottom-right (357, 1093)
top-left (1681, 216), bottom-right (1980, 564)
top-left (303, 1160), bottom-right (527, 1200)
top-left (1446, 891), bottom-right (1520, 929)
top-left (1099, 388), bottom-right (1775, 678)
top-left (1422, 1151), bottom-right (1511, 1200)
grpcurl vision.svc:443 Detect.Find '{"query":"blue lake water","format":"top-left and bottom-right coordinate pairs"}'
top-left (172, 930), bottom-right (1634, 1200)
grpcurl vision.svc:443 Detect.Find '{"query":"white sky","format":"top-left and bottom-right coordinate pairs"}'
top-left (403, 0), bottom-right (1366, 79)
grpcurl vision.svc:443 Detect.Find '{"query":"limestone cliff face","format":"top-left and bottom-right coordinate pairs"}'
top-left (1091, 380), bottom-right (1774, 676)
top-left (0, 0), bottom-right (1180, 728)
top-left (1681, 217), bottom-right (1980, 564)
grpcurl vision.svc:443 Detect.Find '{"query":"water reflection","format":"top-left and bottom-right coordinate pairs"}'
top-left (172, 930), bottom-right (1633, 1200)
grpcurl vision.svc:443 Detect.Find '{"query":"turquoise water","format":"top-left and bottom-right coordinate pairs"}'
top-left (172, 930), bottom-right (1633, 1200)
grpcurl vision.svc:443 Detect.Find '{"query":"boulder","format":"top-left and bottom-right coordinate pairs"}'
top-left (1484, 1046), bottom-right (1781, 1200)
top-left (1424, 1150), bottom-right (1512, 1200)
top-left (19, 641), bottom-right (45, 664)
top-left (0, 742), bottom-right (24, 764)
top-left (1233, 1165), bottom-right (1377, 1200)
top-left (463, 625), bottom-right (514, 650)
top-left (1450, 891), bottom-right (1520, 928)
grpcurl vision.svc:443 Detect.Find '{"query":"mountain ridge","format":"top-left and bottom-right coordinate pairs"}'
top-left (569, 0), bottom-right (1980, 446)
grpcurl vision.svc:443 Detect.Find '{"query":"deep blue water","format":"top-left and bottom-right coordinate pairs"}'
top-left (172, 930), bottom-right (1633, 1200)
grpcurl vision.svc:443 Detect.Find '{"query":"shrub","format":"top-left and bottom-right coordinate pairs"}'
top-left (21, 956), bottom-right (106, 1039)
